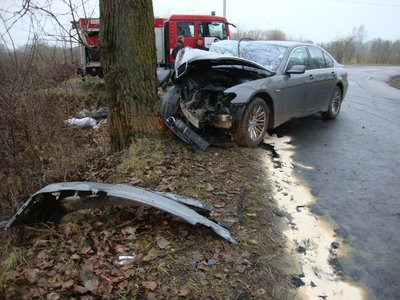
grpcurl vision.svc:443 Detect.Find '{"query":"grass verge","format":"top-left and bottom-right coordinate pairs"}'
top-left (2, 135), bottom-right (299, 299)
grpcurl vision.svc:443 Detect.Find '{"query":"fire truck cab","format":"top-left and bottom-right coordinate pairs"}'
top-left (155, 14), bottom-right (232, 67)
top-left (73, 14), bottom-right (232, 78)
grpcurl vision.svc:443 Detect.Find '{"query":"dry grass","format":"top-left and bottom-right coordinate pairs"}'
top-left (3, 136), bottom-right (299, 299)
top-left (0, 43), bottom-right (299, 299)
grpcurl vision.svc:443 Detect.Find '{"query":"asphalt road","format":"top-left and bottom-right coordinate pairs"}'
top-left (272, 66), bottom-right (400, 300)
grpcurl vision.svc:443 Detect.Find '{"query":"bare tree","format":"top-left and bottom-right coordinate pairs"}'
top-left (354, 25), bottom-right (368, 63)
top-left (265, 29), bottom-right (286, 41)
top-left (99, 0), bottom-right (159, 151)
top-left (370, 38), bottom-right (393, 64)
top-left (390, 40), bottom-right (400, 64)
top-left (233, 29), bottom-right (287, 41)
top-left (3, 0), bottom-right (160, 151)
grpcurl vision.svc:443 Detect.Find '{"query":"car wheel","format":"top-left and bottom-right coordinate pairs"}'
top-left (233, 97), bottom-right (269, 147)
top-left (321, 86), bottom-right (342, 119)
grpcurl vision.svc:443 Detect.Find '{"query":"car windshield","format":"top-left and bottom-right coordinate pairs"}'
top-left (210, 40), bottom-right (287, 71)
top-left (199, 22), bottom-right (227, 40)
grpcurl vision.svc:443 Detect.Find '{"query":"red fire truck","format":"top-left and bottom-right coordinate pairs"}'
top-left (73, 14), bottom-right (234, 78)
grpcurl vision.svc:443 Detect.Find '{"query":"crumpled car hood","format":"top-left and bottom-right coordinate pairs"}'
top-left (174, 48), bottom-right (273, 78)
top-left (4, 182), bottom-right (237, 244)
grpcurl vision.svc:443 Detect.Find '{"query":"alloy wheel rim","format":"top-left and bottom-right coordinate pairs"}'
top-left (331, 88), bottom-right (342, 114)
top-left (248, 105), bottom-right (266, 141)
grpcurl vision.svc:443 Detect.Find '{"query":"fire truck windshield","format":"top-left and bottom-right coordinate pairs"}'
top-left (199, 22), bottom-right (227, 40)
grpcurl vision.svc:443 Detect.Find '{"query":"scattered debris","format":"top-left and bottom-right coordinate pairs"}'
top-left (93, 107), bottom-right (108, 119)
top-left (206, 258), bottom-right (217, 266)
top-left (190, 261), bottom-right (197, 269)
top-left (164, 116), bottom-right (209, 151)
top-left (66, 107), bottom-right (109, 130)
top-left (64, 117), bottom-right (98, 129)
top-left (115, 253), bottom-right (137, 266)
top-left (79, 107), bottom-right (109, 120)
top-left (3, 182), bottom-right (237, 244)
top-left (2, 138), bottom-right (298, 299)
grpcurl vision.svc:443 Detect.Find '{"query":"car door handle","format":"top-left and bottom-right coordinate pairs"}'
top-left (331, 72), bottom-right (336, 77)
top-left (308, 74), bottom-right (315, 80)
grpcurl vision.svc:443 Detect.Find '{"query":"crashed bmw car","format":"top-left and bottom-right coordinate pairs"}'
top-left (161, 40), bottom-right (348, 148)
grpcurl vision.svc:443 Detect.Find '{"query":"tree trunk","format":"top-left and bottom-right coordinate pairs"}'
top-left (99, 0), bottom-right (158, 152)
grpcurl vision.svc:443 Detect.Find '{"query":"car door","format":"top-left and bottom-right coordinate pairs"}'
top-left (275, 46), bottom-right (316, 123)
top-left (305, 46), bottom-right (337, 111)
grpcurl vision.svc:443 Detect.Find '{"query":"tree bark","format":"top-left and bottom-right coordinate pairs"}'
top-left (99, 0), bottom-right (158, 152)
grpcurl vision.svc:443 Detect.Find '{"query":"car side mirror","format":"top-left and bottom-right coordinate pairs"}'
top-left (286, 64), bottom-right (306, 75)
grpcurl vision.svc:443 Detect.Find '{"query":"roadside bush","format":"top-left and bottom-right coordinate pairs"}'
top-left (0, 42), bottom-right (107, 218)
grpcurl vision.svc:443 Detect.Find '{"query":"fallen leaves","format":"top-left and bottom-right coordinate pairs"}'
top-left (143, 248), bottom-right (160, 262)
top-left (24, 268), bottom-right (39, 284)
top-left (84, 278), bottom-right (99, 292)
top-left (156, 236), bottom-right (170, 249)
top-left (178, 286), bottom-right (191, 297)
top-left (142, 281), bottom-right (157, 291)
top-left (2, 140), bottom-right (294, 299)
top-left (61, 279), bottom-right (74, 289)
top-left (74, 285), bottom-right (88, 294)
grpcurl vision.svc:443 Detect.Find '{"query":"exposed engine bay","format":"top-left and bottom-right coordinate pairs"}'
top-left (176, 66), bottom-right (267, 130)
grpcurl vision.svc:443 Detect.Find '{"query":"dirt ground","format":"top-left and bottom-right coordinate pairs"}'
top-left (0, 78), bottom-right (300, 299)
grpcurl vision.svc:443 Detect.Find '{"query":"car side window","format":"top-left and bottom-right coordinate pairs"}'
top-left (323, 52), bottom-right (334, 68)
top-left (287, 47), bottom-right (309, 70)
top-left (177, 22), bottom-right (194, 37)
top-left (308, 47), bottom-right (327, 69)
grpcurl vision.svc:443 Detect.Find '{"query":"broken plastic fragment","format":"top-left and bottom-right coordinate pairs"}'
top-left (4, 182), bottom-right (237, 244)
top-left (116, 253), bottom-right (137, 266)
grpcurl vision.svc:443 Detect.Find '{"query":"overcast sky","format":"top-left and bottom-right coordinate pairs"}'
top-left (152, 0), bottom-right (400, 43)
top-left (1, 0), bottom-right (399, 46)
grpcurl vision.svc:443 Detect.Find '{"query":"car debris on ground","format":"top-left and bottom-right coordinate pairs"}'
top-left (64, 117), bottom-right (99, 129)
top-left (2, 182), bottom-right (237, 244)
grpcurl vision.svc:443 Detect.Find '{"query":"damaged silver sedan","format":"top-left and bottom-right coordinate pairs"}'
top-left (3, 182), bottom-right (237, 244)
top-left (161, 40), bottom-right (348, 149)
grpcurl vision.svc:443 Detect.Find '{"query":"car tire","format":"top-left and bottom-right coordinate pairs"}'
top-left (321, 86), bottom-right (342, 119)
top-left (233, 97), bottom-right (269, 147)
